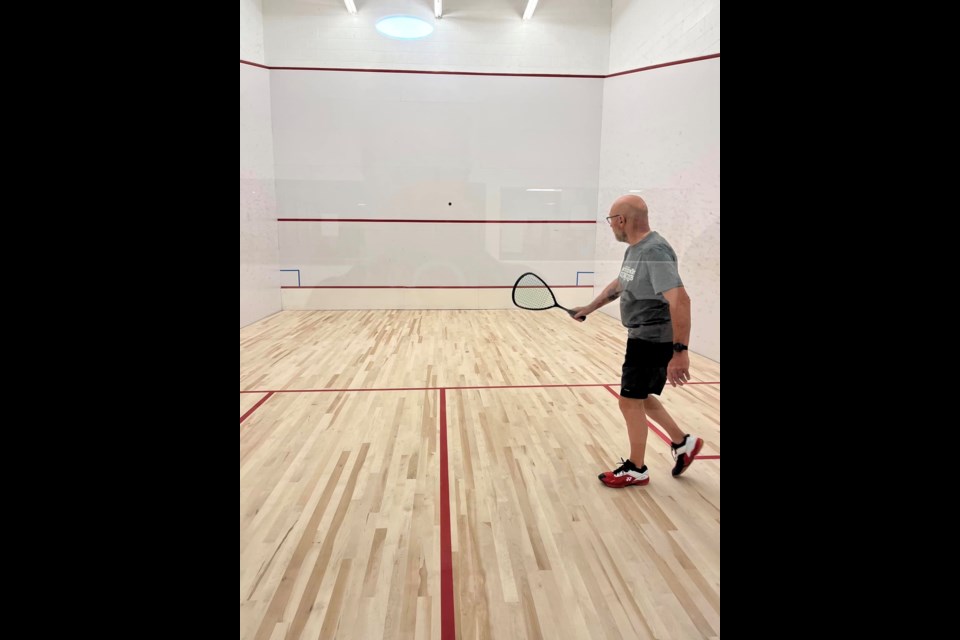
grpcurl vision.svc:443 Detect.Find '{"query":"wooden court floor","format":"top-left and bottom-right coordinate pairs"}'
top-left (241, 310), bottom-right (720, 640)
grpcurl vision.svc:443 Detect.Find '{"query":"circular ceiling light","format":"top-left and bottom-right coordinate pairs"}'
top-left (375, 16), bottom-right (434, 39)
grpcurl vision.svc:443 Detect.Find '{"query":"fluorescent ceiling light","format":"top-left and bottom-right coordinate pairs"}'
top-left (344, 0), bottom-right (357, 15)
top-left (526, 188), bottom-right (561, 192)
top-left (522, 0), bottom-right (540, 20)
top-left (376, 16), bottom-right (435, 39)
top-left (435, 1), bottom-right (443, 19)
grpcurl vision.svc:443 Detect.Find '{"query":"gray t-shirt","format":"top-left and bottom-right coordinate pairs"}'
top-left (619, 231), bottom-right (684, 342)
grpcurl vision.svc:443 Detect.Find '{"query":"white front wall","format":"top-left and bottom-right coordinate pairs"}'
top-left (271, 70), bottom-right (603, 298)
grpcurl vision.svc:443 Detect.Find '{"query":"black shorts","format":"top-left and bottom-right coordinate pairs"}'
top-left (620, 338), bottom-right (674, 399)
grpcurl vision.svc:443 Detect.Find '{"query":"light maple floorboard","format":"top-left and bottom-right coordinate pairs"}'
top-left (240, 310), bottom-right (719, 640)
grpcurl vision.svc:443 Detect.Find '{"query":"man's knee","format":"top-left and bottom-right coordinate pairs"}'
top-left (618, 394), bottom-right (647, 412)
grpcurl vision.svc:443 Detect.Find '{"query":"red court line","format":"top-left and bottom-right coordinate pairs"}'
top-left (606, 53), bottom-right (721, 78)
top-left (264, 65), bottom-right (602, 78)
top-left (282, 285), bottom-right (590, 289)
top-left (239, 59), bottom-right (270, 70)
top-left (240, 53), bottom-right (717, 78)
top-left (278, 218), bottom-right (595, 224)
top-left (240, 392), bottom-right (274, 425)
top-left (239, 381), bottom-right (720, 393)
top-left (646, 420), bottom-right (672, 446)
top-left (603, 385), bottom-right (720, 459)
top-left (438, 388), bottom-right (456, 640)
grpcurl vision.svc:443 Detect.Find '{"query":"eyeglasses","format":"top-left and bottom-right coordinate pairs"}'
top-left (605, 215), bottom-right (623, 225)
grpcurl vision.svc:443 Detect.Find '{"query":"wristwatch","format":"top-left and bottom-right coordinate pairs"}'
top-left (672, 343), bottom-right (688, 353)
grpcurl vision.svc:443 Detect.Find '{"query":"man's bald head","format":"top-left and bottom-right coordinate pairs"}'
top-left (610, 195), bottom-right (649, 226)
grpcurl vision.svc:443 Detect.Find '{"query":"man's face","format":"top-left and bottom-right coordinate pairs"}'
top-left (607, 214), bottom-right (626, 242)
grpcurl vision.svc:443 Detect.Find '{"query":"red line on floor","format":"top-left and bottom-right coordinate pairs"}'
top-left (438, 388), bottom-right (456, 639)
top-left (278, 218), bottom-right (596, 223)
top-left (602, 385), bottom-right (720, 459)
top-left (240, 392), bottom-right (274, 426)
top-left (282, 285), bottom-right (590, 289)
top-left (238, 381), bottom-right (720, 393)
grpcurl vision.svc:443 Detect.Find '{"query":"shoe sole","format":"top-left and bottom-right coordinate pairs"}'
top-left (672, 437), bottom-right (704, 477)
top-left (598, 474), bottom-right (649, 488)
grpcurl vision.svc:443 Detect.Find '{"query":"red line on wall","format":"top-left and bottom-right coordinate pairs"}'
top-left (270, 65), bottom-right (603, 78)
top-left (239, 59), bottom-right (270, 70)
top-left (605, 53), bottom-right (721, 78)
top-left (240, 53), bottom-right (718, 78)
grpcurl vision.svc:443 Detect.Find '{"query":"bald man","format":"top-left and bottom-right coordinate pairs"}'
top-left (572, 195), bottom-right (704, 488)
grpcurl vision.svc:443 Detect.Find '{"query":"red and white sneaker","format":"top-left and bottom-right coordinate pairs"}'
top-left (598, 458), bottom-right (649, 488)
top-left (671, 434), bottom-right (704, 477)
